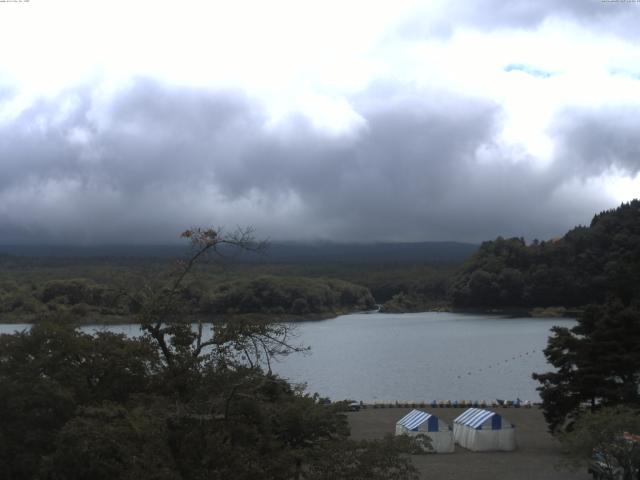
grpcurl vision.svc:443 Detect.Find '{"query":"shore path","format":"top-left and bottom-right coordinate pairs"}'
top-left (347, 406), bottom-right (591, 480)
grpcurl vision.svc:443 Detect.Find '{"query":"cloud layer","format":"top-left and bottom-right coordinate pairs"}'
top-left (0, 78), bottom-right (632, 244)
top-left (403, 0), bottom-right (640, 38)
top-left (0, 1), bottom-right (638, 244)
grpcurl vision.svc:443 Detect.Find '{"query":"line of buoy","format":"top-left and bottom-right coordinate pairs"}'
top-left (454, 350), bottom-right (541, 379)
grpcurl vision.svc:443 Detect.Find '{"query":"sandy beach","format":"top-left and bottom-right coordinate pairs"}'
top-left (347, 406), bottom-right (591, 480)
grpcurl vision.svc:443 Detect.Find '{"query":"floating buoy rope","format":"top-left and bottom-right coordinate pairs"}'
top-left (453, 349), bottom-right (540, 380)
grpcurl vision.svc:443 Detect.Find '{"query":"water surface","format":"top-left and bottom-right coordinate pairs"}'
top-left (270, 312), bottom-right (573, 403)
top-left (0, 312), bottom-right (573, 403)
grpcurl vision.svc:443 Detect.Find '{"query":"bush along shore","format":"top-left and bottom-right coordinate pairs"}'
top-left (0, 274), bottom-right (376, 324)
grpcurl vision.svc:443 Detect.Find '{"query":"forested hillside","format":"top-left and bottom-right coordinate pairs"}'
top-left (450, 200), bottom-right (640, 309)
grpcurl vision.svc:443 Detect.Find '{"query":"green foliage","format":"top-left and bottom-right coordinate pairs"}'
top-left (560, 406), bottom-right (640, 480)
top-left (0, 321), bottom-right (160, 479)
top-left (204, 276), bottom-right (375, 316)
top-left (0, 234), bottom-right (468, 321)
top-left (450, 200), bottom-right (640, 309)
top-left (0, 228), bottom-right (419, 479)
top-left (0, 321), bottom-right (417, 479)
top-left (0, 267), bottom-right (377, 323)
top-left (380, 292), bottom-right (446, 313)
top-left (41, 279), bottom-right (100, 304)
top-left (48, 403), bottom-right (179, 480)
top-left (533, 302), bottom-right (640, 433)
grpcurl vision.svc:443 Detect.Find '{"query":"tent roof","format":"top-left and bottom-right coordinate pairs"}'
top-left (454, 408), bottom-right (501, 429)
top-left (397, 409), bottom-right (436, 430)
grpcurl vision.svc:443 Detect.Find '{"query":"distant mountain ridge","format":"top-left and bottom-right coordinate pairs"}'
top-left (260, 241), bottom-right (478, 264)
top-left (0, 241), bottom-right (478, 264)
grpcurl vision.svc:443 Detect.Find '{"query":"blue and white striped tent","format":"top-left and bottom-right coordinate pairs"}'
top-left (395, 409), bottom-right (454, 453)
top-left (453, 408), bottom-right (516, 451)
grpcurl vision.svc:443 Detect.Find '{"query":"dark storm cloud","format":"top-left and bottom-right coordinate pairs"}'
top-left (0, 79), bottom-right (630, 244)
top-left (402, 0), bottom-right (640, 38)
top-left (0, 80), bottom-right (262, 188)
top-left (0, 80), bottom-right (267, 243)
top-left (551, 106), bottom-right (640, 177)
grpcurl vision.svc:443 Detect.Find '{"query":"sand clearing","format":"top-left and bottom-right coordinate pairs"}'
top-left (347, 406), bottom-right (591, 480)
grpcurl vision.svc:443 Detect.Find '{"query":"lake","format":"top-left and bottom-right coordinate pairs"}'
top-left (0, 312), bottom-right (573, 403)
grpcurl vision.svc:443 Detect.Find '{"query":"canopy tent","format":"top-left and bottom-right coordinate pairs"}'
top-left (453, 408), bottom-right (516, 451)
top-left (395, 409), bottom-right (454, 453)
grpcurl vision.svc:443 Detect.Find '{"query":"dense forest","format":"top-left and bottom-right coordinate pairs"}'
top-left (0, 253), bottom-right (457, 323)
top-left (0, 271), bottom-right (375, 323)
top-left (0, 229), bottom-right (422, 480)
top-left (450, 200), bottom-right (640, 309)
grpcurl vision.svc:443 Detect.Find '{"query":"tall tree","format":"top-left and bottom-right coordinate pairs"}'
top-left (533, 301), bottom-right (640, 433)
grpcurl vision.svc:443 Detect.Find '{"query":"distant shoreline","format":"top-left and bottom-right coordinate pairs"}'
top-left (0, 306), bottom-right (579, 326)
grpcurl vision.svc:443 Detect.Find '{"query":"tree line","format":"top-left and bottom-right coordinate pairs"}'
top-left (450, 200), bottom-right (640, 309)
top-left (0, 273), bottom-right (375, 323)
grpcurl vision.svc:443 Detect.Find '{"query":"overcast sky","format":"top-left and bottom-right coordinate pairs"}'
top-left (0, 0), bottom-right (639, 244)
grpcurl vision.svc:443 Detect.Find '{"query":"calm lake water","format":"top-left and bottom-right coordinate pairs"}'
top-left (0, 312), bottom-right (574, 403)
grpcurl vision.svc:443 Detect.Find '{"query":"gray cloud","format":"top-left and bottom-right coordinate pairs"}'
top-left (551, 105), bottom-right (640, 178)
top-left (0, 79), bottom-right (630, 244)
top-left (401, 0), bottom-right (640, 38)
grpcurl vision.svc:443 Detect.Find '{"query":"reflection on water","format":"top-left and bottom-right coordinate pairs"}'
top-left (0, 312), bottom-right (573, 403)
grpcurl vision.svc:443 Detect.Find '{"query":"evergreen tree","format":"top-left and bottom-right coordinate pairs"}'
top-left (533, 302), bottom-right (640, 433)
